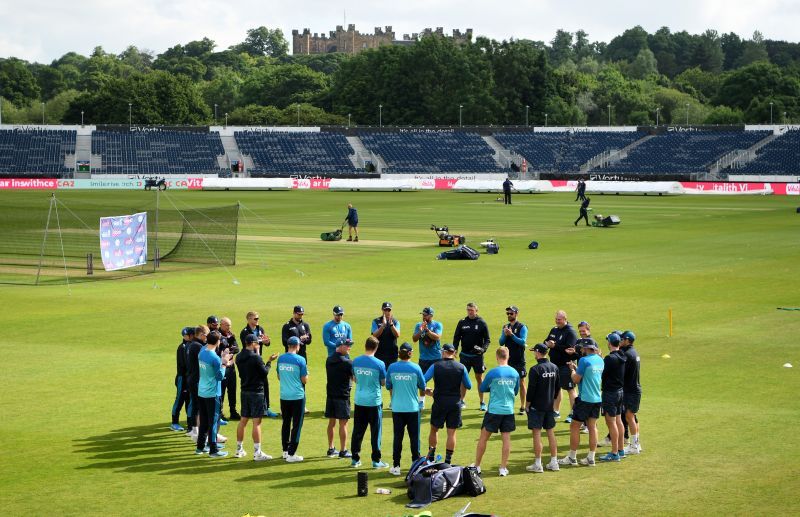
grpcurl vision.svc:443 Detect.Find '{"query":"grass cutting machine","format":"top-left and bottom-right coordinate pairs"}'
top-left (431, 225), bottom-right (466, 247)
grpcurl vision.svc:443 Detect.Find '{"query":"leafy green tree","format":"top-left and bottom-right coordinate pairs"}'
top-left (549, 30), bottom-right (574, 67)
top-left (628, 48), bottom-right (659, 79)
top-left (227, 104), bottom-right (283, 125)
top-left (119, 46), bottom-right (154, 72)
top-left (0, 58), bottom-right (41, 106)
top-left (674, 67), bottom-right (722, 102)
top-left (738, 30), bottom-right (769, 66)
top-left (704, 105), bottom-right (744, 124)
top-left (240, 63), bottom-right (328, 108)
top-left (605, 26), bottom-right (649, 63)
top-left (33, 65), bottom-right (66, 100)
top-left (232, 27), bottom-right (289, 58)
top-left (693, 30), bottom-right (724, 73)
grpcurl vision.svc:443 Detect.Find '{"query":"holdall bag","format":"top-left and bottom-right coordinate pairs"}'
top-left (461, 466), bottom-right (486, 496)
top-left (528, 241), bottom-right (539, 249)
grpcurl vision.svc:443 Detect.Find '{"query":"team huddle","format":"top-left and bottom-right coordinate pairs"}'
top-left (169, 303), bottom-right (643, 475)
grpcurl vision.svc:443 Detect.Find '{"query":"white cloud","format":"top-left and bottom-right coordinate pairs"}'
top-left (1, 0), bottom-right (799, 62)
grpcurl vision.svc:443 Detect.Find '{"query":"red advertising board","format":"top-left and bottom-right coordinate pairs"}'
top-left (0, 178), bottom-right (58, 189)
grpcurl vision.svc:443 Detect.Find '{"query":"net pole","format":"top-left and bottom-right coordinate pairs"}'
top-left (233, 202), bottom-right (240, 266)
top-left (154, 187), bottom-right (160, 271)
top-left (53, 196), bottom-right (71, 294)
top-left (35, 194), bottom-right (56, 286)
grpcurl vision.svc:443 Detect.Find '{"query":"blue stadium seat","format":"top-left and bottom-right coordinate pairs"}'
top-left (234, 131), bottom-right (360, 175)
top-left (358, 132), bottom-right (505, 173)
top-left (91, 131), bottom-right (225, 174)
top-left (728, 130), bottom-right (800, 175)
top-left (0, 129), bottom-right (76, 177)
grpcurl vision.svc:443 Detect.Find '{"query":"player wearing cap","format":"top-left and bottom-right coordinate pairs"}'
top-left (240, 311), bottom-right (278, 419)
top-left (218, 317), bottom-right (240, 421)
top-left (170, 327), bottom-right (193, 432)
top-left (620, 330), bottom-right (642, 454)
top-left (325, 339), bottom-right (354, 459)
top-left (343, 203), bottom-right (359, 241)
top-left (525, 343), bottom-right (561, 473)
top-left (473, 347), bottom-right (520, 477)
top-left (599, 333), bottom-right (626, 462)
top-left (424, 343), bottom-right (472, 465)
top-left (386, 343), bottom-right (426, 475)
top-left (453, 302), bottom-right (491, 411)
top-left (282, 305), bottom-right (312, 358)
top-left (372, 302), bottom-right (401, 370)
top-left (543, 310), bottom-right (578, 420)
top-left (350, 336), bottom-right (388, 469)
top-left (574, 197), bottom-right (591, 226)
top-left (277, 337), bottom-right (308, 463)
top-left (559, 340), bottom-right (604, 467)
top-left (184, 325), bottom-right (207, 440)
top-left (413, 307), bottom-right (443, 409)
top-left (196, 331), bottom-right (233, 458)
top-left (323, 305), bottom-right (353, 358)
top-left (233, 334), bottom-right (276, 461)
top-left (498, 306), bottom-right (528, 414)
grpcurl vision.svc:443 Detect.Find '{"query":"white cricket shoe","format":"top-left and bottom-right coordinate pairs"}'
top-left (389, 466), bottom-right (402, 476)
top-left (253, 451), bottom-right (272, 461)
top-left (546, 459), bottom-right (560, 471)
top-left (525, 464), bottom-right (544, 473)
top-left (558, 456), bottom-right (577, 466)
top-left (624, 443), bottom-right (641, 455)
top-left (286, 454), bottom-right (304, 463)
top-left (234, 448), bottom-right (246, 458)
top-left (498, 467), bottom-right (509, 477)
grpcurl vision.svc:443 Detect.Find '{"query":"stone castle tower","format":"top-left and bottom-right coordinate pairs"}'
top-left (292, 25), bottom-right (473, 55)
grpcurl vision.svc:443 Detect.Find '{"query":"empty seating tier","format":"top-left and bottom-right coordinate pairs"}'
top-left (91, 131), bottom-right (224, 174)
top-left (358, 132), bottom-right (504, 173)
top-left (0, 129), bottom-right (76, 176)
top-left (729, 130), bottom-right (800, 175)
top-left (235, 131), bottom-right (359, 175)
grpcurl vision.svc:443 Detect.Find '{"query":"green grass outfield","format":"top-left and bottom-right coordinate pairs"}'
top-left (1, 189), bottom-right (799, 516)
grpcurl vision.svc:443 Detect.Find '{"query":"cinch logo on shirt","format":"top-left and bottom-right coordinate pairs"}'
top-left (279, 364), bottom-right (295, 372)
top-left (355, 368), bottom-right (373, 376)
top-left (393, 374), bottom-right (414, 381)
top-left (541, 371), bottom-right (556, 378)
top-left (497, 379), bottom-right (516, 386)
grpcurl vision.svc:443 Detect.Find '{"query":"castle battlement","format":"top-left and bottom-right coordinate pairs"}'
top-left (292, 24), bottom-right (472, 55)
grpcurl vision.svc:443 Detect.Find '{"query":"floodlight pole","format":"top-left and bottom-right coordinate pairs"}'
top-left (35, 194), bottom-right (57, 285)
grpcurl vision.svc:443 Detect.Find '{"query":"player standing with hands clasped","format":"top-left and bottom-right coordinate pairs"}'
top-left (413, 307), bottom-right (443, 410)
top-left (454, 302), bottom-right (491, 411)
top-left (499, 306), bottom-right (528, 414)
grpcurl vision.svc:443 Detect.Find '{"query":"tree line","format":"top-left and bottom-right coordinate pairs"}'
top-left (0, 25), bottom-right (798, 127)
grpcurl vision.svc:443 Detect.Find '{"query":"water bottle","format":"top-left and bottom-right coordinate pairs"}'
top-left (357, 471), bottom-right (368, 497)
top-left (375, 488), bottom-right (392, 495)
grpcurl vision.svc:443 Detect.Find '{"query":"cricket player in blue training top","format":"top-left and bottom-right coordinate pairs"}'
top-left (277, 337), bottom-right (308, 463)
top-left (413, 307), bottom-right (443, 409)
top-left (386, 342), bottom-right (426, 476)
top-left (560, 341), bottom-right (604, 467)
top-left (473, 347), bottom-right (520, 477)
top-left (322, 305), bottom-right (352, 357)
top-left (350, 336), bottom-right (388, 469)
top-left (196, 331), bottom-right (233, 458)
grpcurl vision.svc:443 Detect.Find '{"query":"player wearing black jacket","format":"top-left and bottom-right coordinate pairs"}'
top-left (620, 330), bottom-right (642, 454)
top-left (543, 310), bottom-right (578, 418)
top-left (574, 197), bottom-right (591, 226)
top-left (170, 327), bottom-right (193, 431)
top-left (240, 311), bottom-right (277, 418)
top-left (453, 302), bottom-right (491, 410)
top-left (184, 325), bottom-right (208, 438)
top-left (525, 343), bottom-right (561, 473)
top-left (325, 340), bottom-right (354, 458)
top-left (599, 333), bottom-right (626, 461)
top-left (218, 317), bottom-right (240, 421)
top-left (233, 334), bottom-right (276, 461)
top-left (282, 306), bottom-right (312, 359)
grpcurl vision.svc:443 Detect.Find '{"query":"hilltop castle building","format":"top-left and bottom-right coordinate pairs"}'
top-left (292, 25), bottom-right (473, 55)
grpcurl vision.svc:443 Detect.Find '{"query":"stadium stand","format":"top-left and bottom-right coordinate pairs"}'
top-left (494, 131), bottom-right (645, 172)
top-left (358, 131), bottom-right (505, 173)
top-left (91, 131), bottom-right (224, 174)
top-left (234, 131), bottom-right (360, 175)
top-left (603, 130), bottom-right (771, 174)
top-left (728, 130), bottom-right (800, 175)
top-left (0, 129), bottom-right (76, 176)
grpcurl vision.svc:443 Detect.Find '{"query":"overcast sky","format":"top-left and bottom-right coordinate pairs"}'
top-left (1, 0), bottom-right (798, 63)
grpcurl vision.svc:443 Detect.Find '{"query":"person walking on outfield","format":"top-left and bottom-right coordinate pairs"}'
top-left (620, 330), bottom-right (643, 454)
top-left (559, 341), bottom-right (604, 467)
top-left (574, 197), bottom-right (591, 226)
top-left (453, 302), bottom-right (491, 411)
top-left (473, 347), bottom-right (520, 477)
top-left (525, 343), bottom-right (561, 473)
top-left (386, 343), bottom-right (426, 475)
top-left (219, 317), bottom-right (240, 421)
top-left (499, 306), bottom-right (528, 414)
top-left (323, 305), bottom-right (352, 358)
top-left (413, 307), bottom-right (443, 409)
top-left (344, 203), bottom-right (359, 241)
top-left (372, 302), bottom-right (400, 370)
top-left (325, 339), bottom-right (354, 459)
top-left (277, 337), bottom-right (308, 463)
top-left (234, 334), bottom-right (277, 461)
top-left (543, 310), bottom-right (578, 420)
top-left (575, 179), bottom-right (587, 201)
top-left (240, 311), bottom-right (278, 418)
top-left (196, 332), bottom-right (233, 458)
top-left (350, 337), bottom-right (388, 469)
top-left (424, 343), bottom-right (472, 465)
top-left (599, 333), bottom-right (626, 462)
top-left (503, 177), bottom-right (514, 205)
top-left (170, 327), bottom-right (192, 432)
